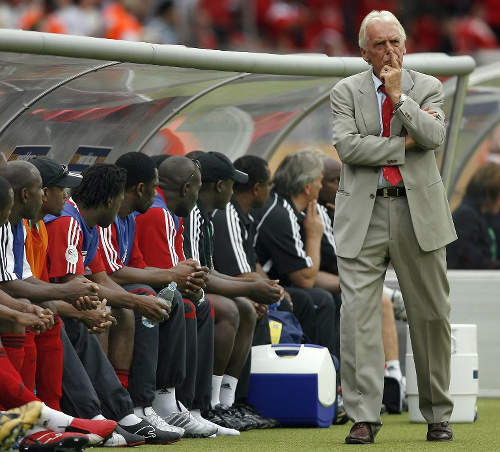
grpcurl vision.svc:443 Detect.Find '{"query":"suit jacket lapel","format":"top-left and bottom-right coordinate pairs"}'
top-left (358, 70), bottom-right (381, 136)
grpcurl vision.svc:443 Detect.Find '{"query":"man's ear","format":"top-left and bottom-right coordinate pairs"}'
top-left (303, 182), bottom-right (312, 197)
top-left (251, 182), bottom-right (260, 197)
top-left (360, 47), bottom-right (370, 63)
top-left (215, 180), bottom-right (224, 193)
top-left (135, 182), bottom-right (145, 198)
top-left (180, 181), bottom-right (188, 197)
top-left (20, 187), bottom-right (29, 204)
top-left (42, 187), bottom-right (49, 203)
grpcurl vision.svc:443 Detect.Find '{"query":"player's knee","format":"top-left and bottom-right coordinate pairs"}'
top-left (113, 307), bottom-right (136, 332)
top-left (213, 296), bottom-right (240, 330)
top-left (235, 297), bottom-right (257, 328)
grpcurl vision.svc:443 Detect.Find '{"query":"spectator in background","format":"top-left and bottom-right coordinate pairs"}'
top-left (102, 0), bottom-right (142, 41)
top-left (447, 162), bottom-right (500, 269)
top-left (449, 2), bottom-right (498, 54)
top-left (142, 0), bottom-right (178, 44)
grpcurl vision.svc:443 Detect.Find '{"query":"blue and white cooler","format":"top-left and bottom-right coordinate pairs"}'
top-left (248, 344), bottom-right (336, 427)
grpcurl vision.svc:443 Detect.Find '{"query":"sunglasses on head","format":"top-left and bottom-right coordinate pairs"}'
top-left (185, 159), bottom-right (201, 184)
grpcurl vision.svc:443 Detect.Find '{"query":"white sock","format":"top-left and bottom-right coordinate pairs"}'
top-left (219, 374), bottom-right (238, 408)
top-left (385, 360), bottom-right (403, 380)
top-left (211, 375), bottom-right (223, 409)
top-left (92, 414), bottom-right (106, 420)
top-left (37, 404), bottom-right (73, 432)
top-left (118, 413), bottom-right (143, 426)
top-left (152, 388), bottom-right (178, 417)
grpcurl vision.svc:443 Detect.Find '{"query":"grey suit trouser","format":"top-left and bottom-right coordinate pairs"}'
top-left (337, 195), bottom-right (453, 425)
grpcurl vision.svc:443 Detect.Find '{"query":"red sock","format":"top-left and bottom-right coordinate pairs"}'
top-left (35, 315), bottom-right (63, 410)
top-left (1, 334), bottom-right (25, 373)
top-left (0, 347), bottom-right (39, 409)
top-left (114, 369), bottom-right (130, 389)
top-left (21, 330), bottom-right (37, 392)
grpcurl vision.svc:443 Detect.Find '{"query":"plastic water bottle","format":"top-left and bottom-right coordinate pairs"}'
top-left (142, 281), bottom-right (177, 328)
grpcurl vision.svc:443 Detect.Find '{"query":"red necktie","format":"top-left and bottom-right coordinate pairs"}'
top-left (379, 85), bottom-right (402, 186)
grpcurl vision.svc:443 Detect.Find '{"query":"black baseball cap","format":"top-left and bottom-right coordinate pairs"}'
top-left (30, 158), bottom-right (82, 188)
top-left (197, 151), bottom-right (248, 184)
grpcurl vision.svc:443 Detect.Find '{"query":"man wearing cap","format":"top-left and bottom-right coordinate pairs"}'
top-left (25, 159), bottom-right (82, 281)
top-left (20, 158), bottom-right (82, 412)
top-left (181, 151), bottom-right (282, 428)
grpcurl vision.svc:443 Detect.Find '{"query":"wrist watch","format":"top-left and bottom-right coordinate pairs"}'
top-left (393, 93), bottom-right (408, 112)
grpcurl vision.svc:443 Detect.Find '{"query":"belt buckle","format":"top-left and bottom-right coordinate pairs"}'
top-left (383, 188), bottom-right (389, 198)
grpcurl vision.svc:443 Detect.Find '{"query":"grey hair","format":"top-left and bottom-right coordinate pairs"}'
top-left (273, 149), bottom-right (324, 197)
top-left (358, 10), bottom-right (406, 49)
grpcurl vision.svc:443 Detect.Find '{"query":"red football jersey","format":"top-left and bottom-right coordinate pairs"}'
top-left (45, 216), bottom-right (105, 279)
top-left (135, 195), bottom-right (185, 270)
top-left (98, 222), bottom-right (147, 274)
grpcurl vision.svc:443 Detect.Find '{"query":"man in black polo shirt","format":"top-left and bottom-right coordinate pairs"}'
top-left (182, 151), bottom-right (282, 431)
top-left (211, 155), bottom-right (283, 428)
top-left (211, 155), bottom-right (317, 349)
top-left (253, 150), bottom-right (339, 357)
top-left (212, 155), bottom-right (267, 277)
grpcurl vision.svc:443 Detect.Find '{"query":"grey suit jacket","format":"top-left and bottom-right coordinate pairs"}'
top-left (330, 68), bottom-right (457, 258)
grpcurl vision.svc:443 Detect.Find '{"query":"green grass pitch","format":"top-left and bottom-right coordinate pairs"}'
top-left (92, 398), bottom-right (499, 451)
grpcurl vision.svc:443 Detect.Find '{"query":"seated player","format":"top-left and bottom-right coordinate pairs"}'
top-left (43, 163), bottom-right (179, 445)
top-left (99, 152), bottom-right (219, 438)
top-left (134, 155), bottom-right (238, 436)
top-left (181, 152), bottom-right (282, 429)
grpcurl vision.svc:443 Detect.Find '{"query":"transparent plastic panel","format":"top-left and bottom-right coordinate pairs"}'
top-left (445, 84), bottom-right (500, 209)
top-left (0, 52), bottom-right (106, 135)
top-left (1, 62), bottom-right (238, 166)
top-left (142, 74), bottom-right (339, 162)
top-left (270, 99), bottom-right (331, 171)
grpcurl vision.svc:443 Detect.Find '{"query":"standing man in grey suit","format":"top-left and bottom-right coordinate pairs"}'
top-left (330, 10), bottom-right (457, 444)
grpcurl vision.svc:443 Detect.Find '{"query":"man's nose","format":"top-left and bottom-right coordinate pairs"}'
top-left (385, 42), bottom-right (393, 52)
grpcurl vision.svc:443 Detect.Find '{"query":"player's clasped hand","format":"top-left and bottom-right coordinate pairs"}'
top-left (81, 299), bottom-right (117, 334)
top-left (63, 278), bottom-right (100, 310)
top-left (249, 279), bottom-right (283, 305)
top-left (15, 311), bottom-right (50, 333)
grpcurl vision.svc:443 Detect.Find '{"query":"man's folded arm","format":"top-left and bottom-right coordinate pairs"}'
top-left (396, 79), bottom-right (446, 151)
top-left (331, 85), bottom-right (406, 167)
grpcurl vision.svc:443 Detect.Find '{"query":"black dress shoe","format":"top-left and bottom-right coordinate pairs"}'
top-left (345, 422), bottom-right (374, 444)
top-left (427, 421), bottom-right (453, 441)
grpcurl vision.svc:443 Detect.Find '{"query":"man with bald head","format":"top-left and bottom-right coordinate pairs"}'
top-left (134, 155), bottom-right (237, 437)
top-left (97, 152), bottom-right (216, 439)
top-left (318, 157), bottom-right (341, 213)
top-left (0, 161), bottom-right (99, 309)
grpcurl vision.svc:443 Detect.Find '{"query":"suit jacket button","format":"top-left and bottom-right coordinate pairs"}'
top-left (370, 194), bottom-right (375, 199)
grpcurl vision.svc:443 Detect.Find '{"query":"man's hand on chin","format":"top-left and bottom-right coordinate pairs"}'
top-left (381, 51), bottom-right (402, 103)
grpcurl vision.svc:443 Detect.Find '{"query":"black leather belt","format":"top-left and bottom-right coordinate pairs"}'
top-left (376, 187), bottom-right (406, 197)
